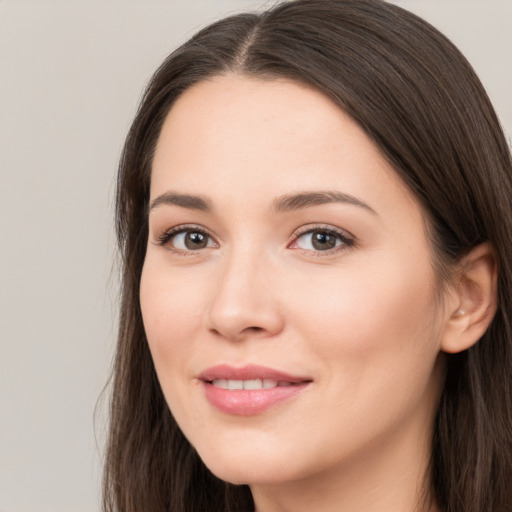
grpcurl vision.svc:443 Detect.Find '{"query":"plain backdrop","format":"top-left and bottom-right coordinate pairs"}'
top-left (0, 1), bottom-right (510, 511)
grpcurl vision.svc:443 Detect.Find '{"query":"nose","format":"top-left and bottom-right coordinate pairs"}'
top-left (205, 249), bottom-right (285, 342)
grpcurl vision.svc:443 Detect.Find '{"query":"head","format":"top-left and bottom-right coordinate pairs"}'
top-left (104, 1), bottom-right (512, 511)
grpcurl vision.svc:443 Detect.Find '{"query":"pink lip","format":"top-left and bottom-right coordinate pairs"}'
top-left (198, 364), bottom-right (310, 383)
top-left (198, 364), bottom-right (312, 416)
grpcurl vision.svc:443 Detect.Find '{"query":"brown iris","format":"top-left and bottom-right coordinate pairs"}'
top-left (311, 231), bottom-right (337, 250)
top-left (185, 231), bottom-right (209, 249)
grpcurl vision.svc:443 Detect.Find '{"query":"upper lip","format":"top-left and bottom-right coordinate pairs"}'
top-left (198, 364), bottom-right (312, 383)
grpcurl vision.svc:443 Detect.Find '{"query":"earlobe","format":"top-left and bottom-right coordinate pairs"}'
top-left (441, 243), bottom-right (498, 354)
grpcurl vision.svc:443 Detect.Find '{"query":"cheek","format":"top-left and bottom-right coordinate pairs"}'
top-left (277, 258), bottom-right (443, 461)
top-left (139, 259), bottom-right (213, 432)
top-left (139, 259), bottom-right (205, 379)
top-left (287, 253), bottom-right (442, 389)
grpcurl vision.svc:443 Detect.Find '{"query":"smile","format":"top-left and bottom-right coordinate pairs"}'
top-left (211, 379), bottom-right (294, 390)
top-left (198, 364), bottom-right (312, 416)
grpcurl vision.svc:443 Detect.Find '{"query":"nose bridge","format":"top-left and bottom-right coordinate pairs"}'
top-left (205, 243), bottom-right (283, 340)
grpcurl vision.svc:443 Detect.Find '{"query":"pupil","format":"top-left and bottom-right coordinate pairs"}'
top-left (185, 232), bottom-right (207, 249)
top-left (312, 231), bottom-right (336, 250)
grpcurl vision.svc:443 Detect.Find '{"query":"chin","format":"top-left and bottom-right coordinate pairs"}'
top-left (196, 442), bottom-right (302, 486)
top-left (205, 461), bottom-right (289, 486)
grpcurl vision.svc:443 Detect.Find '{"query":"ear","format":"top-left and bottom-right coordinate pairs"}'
top-left (441, 242), bottom-right (498, 354)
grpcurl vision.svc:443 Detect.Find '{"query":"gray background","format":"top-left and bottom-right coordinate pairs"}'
top-left (1, 1), bottom-right (510, 511)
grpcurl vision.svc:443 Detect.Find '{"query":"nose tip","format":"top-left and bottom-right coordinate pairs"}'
top-left (207, 292), bottom-right (285, 341)
top-left (204, 261), bottom-right (284, 342)
top-left (209, 323), bottom-right (268, 341)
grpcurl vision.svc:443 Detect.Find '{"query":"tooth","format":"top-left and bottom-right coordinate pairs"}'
top-left (228, 380), bottom-right (244, 390)
top-left (243, 379), bottom-right (262, 390)
top-left (212, 379), bottom-right (287, 390)
top-left (212, 379), bottom-right (229, 389)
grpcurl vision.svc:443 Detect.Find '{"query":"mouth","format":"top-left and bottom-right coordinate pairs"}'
top-left (198, 364), bottom-right (312, 416)
top-left (209, 378), bottom-right (297, 390)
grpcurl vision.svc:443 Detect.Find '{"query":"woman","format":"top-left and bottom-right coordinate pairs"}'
top-left (103, 1), bottom-right (512, 511)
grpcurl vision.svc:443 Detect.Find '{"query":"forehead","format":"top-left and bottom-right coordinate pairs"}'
top-left (151, 74), bottom-right (420, 220)
top-left (152, 75), bottom-right (352, 183)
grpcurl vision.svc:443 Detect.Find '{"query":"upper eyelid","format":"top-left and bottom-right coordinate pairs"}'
top-left (291, 223), bottom-right (354, 240)
top-left (158, 223), bottom-right (212, 236)
top-left (155, 222), bottom-right (351, 235)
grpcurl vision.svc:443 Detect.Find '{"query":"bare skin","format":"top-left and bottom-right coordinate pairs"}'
top-left (140, 75), bottom-right (496, 512)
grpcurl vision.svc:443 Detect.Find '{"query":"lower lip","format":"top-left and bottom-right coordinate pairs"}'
top-left (202, 382), bottom-right (309, 416)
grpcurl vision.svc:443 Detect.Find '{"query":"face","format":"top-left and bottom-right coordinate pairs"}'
top-left (140, 75), bottom-right (447, 488)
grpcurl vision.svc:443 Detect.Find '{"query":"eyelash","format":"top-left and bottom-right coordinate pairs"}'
top-left (155, 223), bottom-right (354, 255)
top-left (291, 224), bottom-right (355, 255)
top-left (156, 224), bottom-right (215, 255)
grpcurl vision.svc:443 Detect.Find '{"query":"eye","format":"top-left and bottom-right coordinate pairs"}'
top-left (291, 226), bottom-right (354, 253)
top-left (157, 225), bottom-right (217, 252)
top-left (172, 231), bottom-right (213, 250)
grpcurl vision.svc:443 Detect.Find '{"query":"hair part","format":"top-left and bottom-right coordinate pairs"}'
top-left (104, 1), bottom-right (512, 511)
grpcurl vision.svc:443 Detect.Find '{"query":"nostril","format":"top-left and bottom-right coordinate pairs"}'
top-left (212, 325), bottom-right (263, 336)
top-left (245, 326), bottom-right (264, 333)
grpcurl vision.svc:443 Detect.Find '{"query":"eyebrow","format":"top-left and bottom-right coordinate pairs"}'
top-left (149, 190), bottom-right (376, 216)
top-left (271, 190), bottom-right (377, 215)
top-left (149, 192), bottom-right (212, 212)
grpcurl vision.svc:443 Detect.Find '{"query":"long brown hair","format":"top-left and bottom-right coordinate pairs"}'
top-left (103, 1), bottom-right (512, 510)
